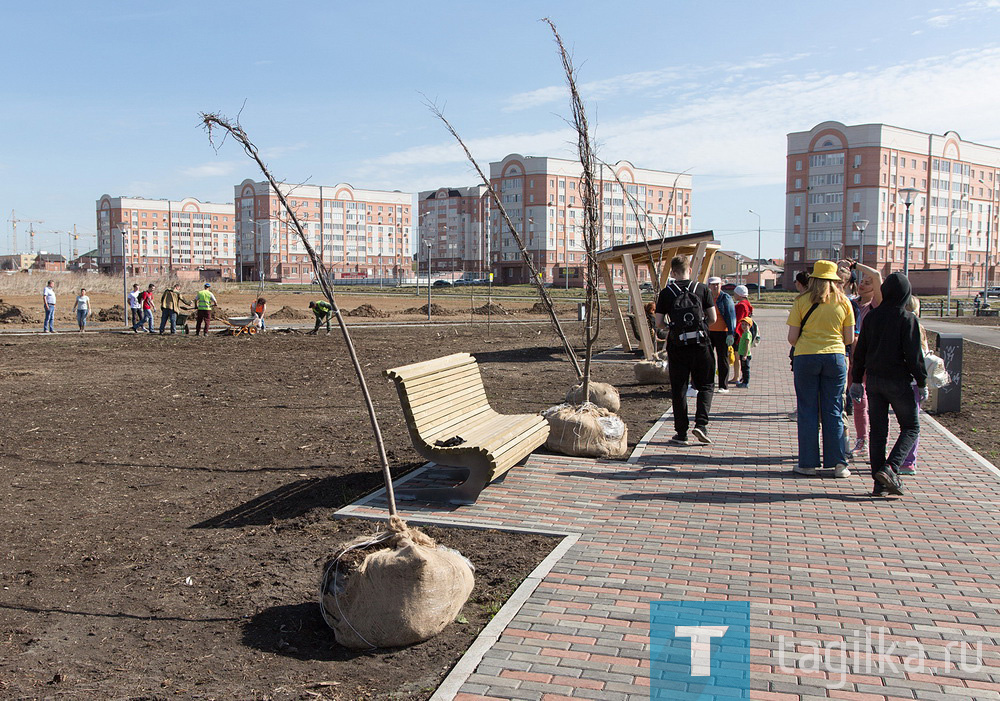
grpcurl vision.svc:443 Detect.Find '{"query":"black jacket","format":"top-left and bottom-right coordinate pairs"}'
top-left (852, 273), bottom-right (927, 388)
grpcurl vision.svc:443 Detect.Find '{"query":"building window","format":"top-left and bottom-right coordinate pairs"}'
top-left (796, 160), bottom-right (802, 171)
top-left (854, 155), bottom-right (861, 167)
top-left (854, 174), bottom-right (861, 185)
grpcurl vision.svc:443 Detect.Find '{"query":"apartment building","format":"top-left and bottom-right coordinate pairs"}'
top-left (233, 180), bottom-right (412, 283)
top-left (785, 121), bottom-right (1000, 291)
top-left (96, 195), bottom-right (236, 279)
top-left (416, 186), bottom-right (489, 277)
top-left (487, 154), bottom-right (692, 285)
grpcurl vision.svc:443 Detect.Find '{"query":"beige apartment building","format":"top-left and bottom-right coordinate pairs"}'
top-left (233, 180), bottom-right (412, 283)
top-left (416, 185), bottom-right (489, 278)
top-left (96, 195), bottom-right (236, 279)
top-left (785, 121), bottom-right (1000, 292)
top-left (487, 154), bottom-right (693, 285)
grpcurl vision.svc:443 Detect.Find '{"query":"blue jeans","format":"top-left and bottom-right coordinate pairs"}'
top-left (43, 305), bottom-right (55, 332)
top-left (793, 353), bottom-right (848, 469)
top-left (159, 309), bottom-right (177, 334)
top-left (142, 308), bottom-right (154, 332)
top-left (76, 309), bottom-right (89, 329)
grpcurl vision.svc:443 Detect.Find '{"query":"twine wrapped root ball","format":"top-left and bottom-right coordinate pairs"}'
top-left (564, 381), bottom-right (620, 413)
top-left (542, 402), bottom-right (628, 459)
top-left (320, 516), bottom-right (475, 649)
top-left (634, 351), bottom-right (670, 385)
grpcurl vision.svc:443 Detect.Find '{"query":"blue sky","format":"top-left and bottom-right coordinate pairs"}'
top-left (3, 0), bottom-right (1000, 259)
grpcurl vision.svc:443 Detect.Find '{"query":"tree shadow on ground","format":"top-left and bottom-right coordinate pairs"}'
top-left (242, 601), bottom-right (396, 662)
top-left (190, 465), bottom-right (420, 528)
top-left (473, 346), bottom-right (565, 364)
top-left (620, 489), bottom-right (879, 504)
top-left (559, 464), bottom-right (793, 481)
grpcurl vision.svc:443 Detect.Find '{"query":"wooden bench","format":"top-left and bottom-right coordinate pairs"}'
top-left (384, 352), bottom-right (550, 504)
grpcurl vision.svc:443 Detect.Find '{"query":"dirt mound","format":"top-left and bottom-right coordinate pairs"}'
top-left (0, 300), bottom-right (35, 324)
top-left (96, 305), bottom-right (126, 322)
top-left (346, 304), bottom-right (390, 318)
top-left (527, 302), bottom-right (550, 314)
top-left (404, 304), bottom-right (455, 316)
top-left (473, 302), bottom-right (511, 316)
top-left (268, 305), bottom-right (311, 320)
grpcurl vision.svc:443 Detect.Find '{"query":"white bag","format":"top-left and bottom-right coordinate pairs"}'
top-left (924, 351), bottom-right (950, 389)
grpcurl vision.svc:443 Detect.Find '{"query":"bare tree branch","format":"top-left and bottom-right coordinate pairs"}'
top-left (425, 99), bottom-right (583, 379)
top-left (542, 17), bottom-right (601, 403)
top-left (200, 111), bottom-right (399, 518)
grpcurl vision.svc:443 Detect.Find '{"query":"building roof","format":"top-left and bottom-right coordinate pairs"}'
top-left (36, 253), bottom-right (66, 262)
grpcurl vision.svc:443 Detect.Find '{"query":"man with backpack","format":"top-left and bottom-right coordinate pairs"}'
top-left (654, 255), bottom-right (718, 445)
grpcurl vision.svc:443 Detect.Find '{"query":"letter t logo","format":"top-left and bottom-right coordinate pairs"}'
top-left (674, 626), bottom-right (729, 676)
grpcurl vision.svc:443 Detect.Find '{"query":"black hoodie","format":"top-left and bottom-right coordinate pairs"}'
top-left (852, 273), bottom-right (927, 387)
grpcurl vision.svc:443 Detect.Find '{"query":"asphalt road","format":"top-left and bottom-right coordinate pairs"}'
top-left (921, 317), bottom-right (1000, 350)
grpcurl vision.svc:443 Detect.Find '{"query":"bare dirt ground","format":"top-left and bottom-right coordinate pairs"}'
top-left (0, 295), bottom-right (668, 700)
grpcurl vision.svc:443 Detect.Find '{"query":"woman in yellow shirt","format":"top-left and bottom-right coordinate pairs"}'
top-left (787, 260), bottom-right (855, 477)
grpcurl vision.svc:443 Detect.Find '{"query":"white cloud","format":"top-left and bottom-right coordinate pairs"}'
top-left (502, 53), bottom-right (810, 112)
top-left (923, 0), bottom-right (1000, 26)
top-left (927, 14), bottom-right (956, 26)
top-left (179, 161), bottom-right (241, 178)
top-left (359, 45), bottom-right (1000, 205)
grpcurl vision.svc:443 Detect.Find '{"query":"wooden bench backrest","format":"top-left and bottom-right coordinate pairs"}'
top-left (384, 353), bottom-right (492, 441)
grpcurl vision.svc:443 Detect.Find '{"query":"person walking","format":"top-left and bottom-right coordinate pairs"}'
top-left (128, 283), bottom-right (142, 332)
top-left (42, 280), bottom-right (56, 333)
top-left (850, 273), bottom-right (926, 497)
top-left (706, 277), bottom-right (736, 393)
top-left (308, 300), bottom-right (333, 335)
top-left (787, 260), bottom-right (855, 478)
top-left (137, 284), bottom-right (156, 333)
top-left (74, 288), bottom-right (91, 332)
top-left (899, 295), bottom-right (929, 477)
top-left (194, 283), bottom-right (217, 336)
top-left (732, 285), bottom-right (754, 388)
top-left (654, 255), bottom-right (718, 445)
top-left (159, 283), bottom-right (191, 335)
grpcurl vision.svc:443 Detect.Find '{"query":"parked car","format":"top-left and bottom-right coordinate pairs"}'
top-left (639, 282), bottom-right (654, 291)
top-left (432, 279), bottom-right (453, 287)
top-left (976, 286), bottom-right (1000, 300)
top-left (721, 282), bottom-right (736, 292)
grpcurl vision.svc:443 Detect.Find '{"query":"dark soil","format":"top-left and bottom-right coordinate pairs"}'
top-left (346, 304), bottom-right (390, 318)
top-left (402, 304), bottom-right (456, 316)
top-left (929, 334), bottom-right (1000, 463)
top-left (0, 321), bottom-right (667, 699)
top-left (270, 305), bottom-right (312, 320)
top-left (0, 300), bottom-right (35, 324)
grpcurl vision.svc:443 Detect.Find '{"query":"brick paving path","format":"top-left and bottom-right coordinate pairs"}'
top-left (340, 311), bottom-right (1000, 700)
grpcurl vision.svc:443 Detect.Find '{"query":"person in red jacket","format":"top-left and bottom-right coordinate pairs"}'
top-left (732, 285), bottom-right (754, 387)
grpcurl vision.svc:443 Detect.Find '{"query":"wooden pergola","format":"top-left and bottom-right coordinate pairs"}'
top-left (594, 230), bottom-right (721, 359)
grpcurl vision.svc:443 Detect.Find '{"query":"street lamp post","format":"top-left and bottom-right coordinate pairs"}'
top-left (899, 187), bottom-right (920, 276)
top-left (748, 209), bottom-right (761, 301)
top-left (120, 225), bottom-right (129, 330)
top-left (853, 219), bottom-right (869, 263)
top-left (425, 240), bottom-right (432, 321)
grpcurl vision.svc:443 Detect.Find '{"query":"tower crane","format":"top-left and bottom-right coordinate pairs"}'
top-left (8, 211), bottom-right (43, 255)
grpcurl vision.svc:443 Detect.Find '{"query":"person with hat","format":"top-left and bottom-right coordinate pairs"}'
top-left (706, 276), bottom-right (736, 393)
top-left (194, 283), bottom-right (217, 336)
top-left (786, 260), bottom-right (855, 478)
top-left (732, 285), bottom-right (754, 387)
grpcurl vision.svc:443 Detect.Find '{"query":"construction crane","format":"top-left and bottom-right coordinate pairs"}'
top-left (8, 211), bottom-right (43, 255)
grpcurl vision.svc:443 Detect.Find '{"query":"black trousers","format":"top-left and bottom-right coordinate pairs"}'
top-left (708, 330), bottom-right (730, 389)
top-left (668, 342), bottom-right (715, 435)
top-left (866, 374), bottom-right (919, 481)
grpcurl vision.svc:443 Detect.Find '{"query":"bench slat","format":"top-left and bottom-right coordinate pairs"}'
top-left (412, 393), bottom-right (492, 433)
top-left (385, 353), bottom-right (475, 382)
top-left (406, 374), bottom-right (487, 410)
top-left (401, 364), bottom-right (482, 393)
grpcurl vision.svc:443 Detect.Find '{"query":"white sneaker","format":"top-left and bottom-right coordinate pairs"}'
top-left (834, 463), bottom-right (851, 478)
top-left (717, 388), bottom-right (730, 394)
top-left (793, 466), bottom-right (817, 476)
top-left (686, 387), bottom-right (698, 398)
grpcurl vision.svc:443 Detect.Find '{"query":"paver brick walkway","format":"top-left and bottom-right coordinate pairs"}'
top-left (340, 311), bottom-right (1000, 700)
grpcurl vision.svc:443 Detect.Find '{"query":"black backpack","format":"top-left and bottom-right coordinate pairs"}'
top-left (664, 281), bottom-right (707, 346)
